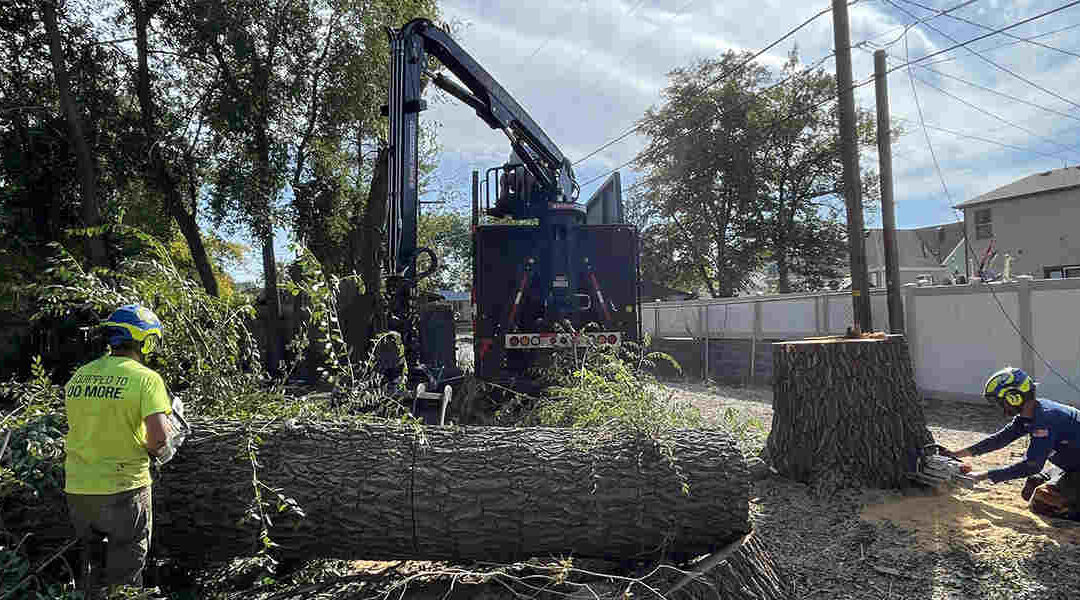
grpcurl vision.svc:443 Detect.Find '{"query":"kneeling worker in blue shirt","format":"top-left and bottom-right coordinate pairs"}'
top-left (948, 367), bottom-right (1080, 519)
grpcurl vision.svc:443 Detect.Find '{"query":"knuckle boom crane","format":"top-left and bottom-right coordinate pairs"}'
top-left (384, 19), bottom-right (640, 421)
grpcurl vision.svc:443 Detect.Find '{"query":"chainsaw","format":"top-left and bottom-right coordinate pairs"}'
top-left (907, 443), bottom-right (982, 490)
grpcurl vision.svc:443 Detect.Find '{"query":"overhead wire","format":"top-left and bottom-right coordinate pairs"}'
top-left (878, 0), bottom-right (1080, 78)
top-left (894, 0), bottom-right (1080, 60)
top-left (579, 0), bottom-right (1079, 194)
top-left (922, 22), bottom-right (1080, 66)
top-left (572, 0), bottom-right (848, 168)
top-left (908, 61), bottom-right (1080, 124)
top-left (903, 32), bottom-right (952, 207)
top-left (856, 45), bottom-right (1080, 161)
top-left (908, 72), bottom-right (1080, 160)
top-left (868, 0), bottom-right (979, 50)
top-left (881, 0), bottom-right (1080, 111)
top-left (577, 50), bottom-right (841, 189)
top-left (890, 5), bottom-right (1080, 398)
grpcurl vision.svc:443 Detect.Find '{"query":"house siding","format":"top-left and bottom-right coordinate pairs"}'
top-left (963, 186), bottom-right (1080, 278)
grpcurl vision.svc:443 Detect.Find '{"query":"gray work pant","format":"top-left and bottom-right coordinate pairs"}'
top-left (66, 485), bottom-right (152, 590)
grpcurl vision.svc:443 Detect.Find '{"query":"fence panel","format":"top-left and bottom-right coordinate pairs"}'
top-left (1030, 287), bottom-right (1080, 401)
top-left (637, 283), bottom-right (1080, 405)
top-left (760, 298), bottom-right (815, 338)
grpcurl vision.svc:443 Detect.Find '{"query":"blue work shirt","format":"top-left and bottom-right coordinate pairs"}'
top-left (967, 398), bottom-right (1080, 483)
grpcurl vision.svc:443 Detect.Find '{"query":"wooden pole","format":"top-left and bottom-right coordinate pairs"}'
top-left (832, 0), bottom-right (873, 333)
top-left (874, 50), bottom-right (904, 334)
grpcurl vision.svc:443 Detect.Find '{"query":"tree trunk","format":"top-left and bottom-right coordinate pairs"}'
top-left (776, 253), bottom-right (790, 294)
top-left (12, 422), bottom-right (759, 566)
top-left (765, 334), bottom-right (933, 492)
top-left (131, 0), bottom-right (219, 297)
top-left (347, 145), bottom-right (389, 349)
top-left (40, 0), bottom-right (107, 267)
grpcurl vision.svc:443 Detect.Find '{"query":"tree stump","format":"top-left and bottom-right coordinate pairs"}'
top-left (765, 334), bottom-right (932, 492)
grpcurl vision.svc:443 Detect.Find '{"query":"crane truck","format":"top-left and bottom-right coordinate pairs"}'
top-left (383, 19), bottom-right (640, 422)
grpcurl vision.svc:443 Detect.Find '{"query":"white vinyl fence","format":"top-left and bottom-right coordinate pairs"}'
top-left (641, 277), bottom-right (1080, 405)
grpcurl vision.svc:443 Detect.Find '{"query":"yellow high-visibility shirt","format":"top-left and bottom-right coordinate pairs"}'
top-left (63, 355), bottom-right (171, 494)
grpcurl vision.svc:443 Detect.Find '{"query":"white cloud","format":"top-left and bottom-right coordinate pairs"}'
top-left (418, 0), bottom-right (1080, 229)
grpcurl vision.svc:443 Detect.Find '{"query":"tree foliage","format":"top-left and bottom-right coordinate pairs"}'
top-left (417, 209), bottom-right (471, 293)
top-left (634, 50), bottom-right (887, 296)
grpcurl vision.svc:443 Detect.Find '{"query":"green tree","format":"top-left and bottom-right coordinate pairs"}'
top-left (417, 209), bottom-right (470, 293)
top-left (755, 52), bottom-right (881, 293)
top-left (634, 50), bottom-right (887, 296)
top-left (635, 52), bottom-right (769, 297)
top-left (157, 0), bottom-right (439, 372)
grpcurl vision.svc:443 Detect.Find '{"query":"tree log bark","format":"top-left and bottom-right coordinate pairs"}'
top-left (8, 421), bottom-right (755, 567)
top-left (765, 334), bottom-right (933, 491)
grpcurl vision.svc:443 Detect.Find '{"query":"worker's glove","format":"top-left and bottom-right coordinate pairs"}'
top-left (153, 395), bottom-right (191, 467)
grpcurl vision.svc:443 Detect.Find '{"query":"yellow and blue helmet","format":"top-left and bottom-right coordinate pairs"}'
top-left (984, 366), bottom-right (1034, 409)
top-left (103, 304), bottom-right (163, 354)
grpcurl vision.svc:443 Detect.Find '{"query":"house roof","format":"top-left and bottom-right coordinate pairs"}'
top-left (864, 229), bottom-right (950, 270)
top-left (913, 221), bottom-right (965, 265)
top-left (953, 166), bottom-right (1080, 209)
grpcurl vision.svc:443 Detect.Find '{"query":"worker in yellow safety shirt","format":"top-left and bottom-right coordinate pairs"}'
top-left (63, 304), bottom-right (172, 597)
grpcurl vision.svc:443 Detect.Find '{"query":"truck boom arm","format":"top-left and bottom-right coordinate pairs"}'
top-left (385, 18), bottom-right (579, 277)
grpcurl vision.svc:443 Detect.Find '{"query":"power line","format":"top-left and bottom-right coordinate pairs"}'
top-left (903, 32), bottom-right (953, 204)
top-left (882, 0), bottom-right (1080, 111)
top-left (908, 71), bottom-right (1080, 160)
top-left (625, 0), bottom-right (650, 17)
top-left (572, 0), bottom-right (845, 167)
top-left (517, 0), bottom-right (594, 70)
top-left (922, 22), bottom-right (1080, 67)
top-left (909, 60), bottom-right (1080, 124)
top-left (880, 0), bottom-right (1080, 78)
top-left (894, 0), bottom-right (1080, 60)
top-left (863, 44), bottom-right (1080, 149)
top-left (579, 0), bottom-right (1079, 192)
top-left (892, 115), bottom-right (1071, 161)
top-left (888, 8), bottom-right (1080, 398)
top-left (864, 42), bottom-right (1080, 161)
top-left (868, 0), bottom-right (980, 50)
top-left (578, 50), bottom-right (839, 189)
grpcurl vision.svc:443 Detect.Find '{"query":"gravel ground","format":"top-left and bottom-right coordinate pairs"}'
top-left (667, 381), bottom-right (1080, 600)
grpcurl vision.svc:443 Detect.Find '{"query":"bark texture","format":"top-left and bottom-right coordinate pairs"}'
top-left (10, 422), bottom-right (753, 567)
top-left (765, 334), bottom-right (932, 491)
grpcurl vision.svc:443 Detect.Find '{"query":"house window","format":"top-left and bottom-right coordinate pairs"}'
top-left (1045, 265), bottom-right (1080, 279)
top-left (975, 209), bottom-right (992, 240)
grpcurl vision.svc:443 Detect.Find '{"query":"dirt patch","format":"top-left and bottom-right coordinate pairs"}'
top-left (860, 486), bottom-right (1080, 554)
top-left (665, 381), bottom-right (1080, 598)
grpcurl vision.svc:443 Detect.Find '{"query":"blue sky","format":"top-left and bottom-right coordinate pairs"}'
top-left (225, 0), bottom-right (1080, 281)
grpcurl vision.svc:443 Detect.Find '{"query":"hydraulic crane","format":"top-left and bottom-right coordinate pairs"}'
top-left (384, 19), bottom-right (640, 420)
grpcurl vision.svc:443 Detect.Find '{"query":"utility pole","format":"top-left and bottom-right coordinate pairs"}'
top-left (874, 50), bottom-right (903, 334)
top-left (832, 0), bottom-right (872, 333)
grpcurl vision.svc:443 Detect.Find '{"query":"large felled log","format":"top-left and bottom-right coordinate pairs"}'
top-left (765, 334), bottom-right (933, 491)
top-left (8, 421), bottom-right (753, 566)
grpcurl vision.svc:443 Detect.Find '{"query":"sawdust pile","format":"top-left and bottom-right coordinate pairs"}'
top-left (860, 478), bottom-right (1080, 555)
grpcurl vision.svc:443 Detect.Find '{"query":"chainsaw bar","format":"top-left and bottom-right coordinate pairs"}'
top-left (907, 444), bottom-right (982, 490)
